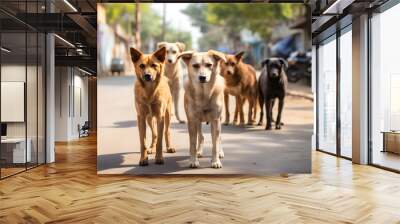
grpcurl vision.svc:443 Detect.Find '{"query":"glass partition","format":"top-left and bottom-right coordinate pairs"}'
top-left (370, 4), bottom-right (400, 171)
top-left (317, 36), bottom-right (337, 154)
top-left (1, 31), bottom-right (28, 177)
top-left (0, 1), bottom-right (46, 179)
top-left (339, 27), bottom-right (352, 158)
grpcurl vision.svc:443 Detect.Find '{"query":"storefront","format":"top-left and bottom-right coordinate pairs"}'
top-left (315, 23), bottom-right (352, 159)
top-left (313, 0), bottom-right (400, 172)
top-left (369, 2), bottom-right (400, 171)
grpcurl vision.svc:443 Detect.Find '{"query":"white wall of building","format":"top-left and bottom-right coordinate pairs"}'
top-left (55, 67), bottom-right (89, 141)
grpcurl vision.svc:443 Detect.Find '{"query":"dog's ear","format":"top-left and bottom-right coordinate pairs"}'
top-left (177, 51), bottom-right (194, 65)
top-left (153, 46), bottom-right (167, 63)
top-left (279, 58), bottom-right (288, 70)
top-left (208, 50), bottom-right (226, 63)
top-left (176, 42), bottom-right (186, 52)
top-left (261, 59), bottom-right (270, 67)
top-left (157, 42), bottom-right (167, 49)
top-left (235, 51), bottom-right (245, 61)
top-left (130, 47), bottom-right (143, 63)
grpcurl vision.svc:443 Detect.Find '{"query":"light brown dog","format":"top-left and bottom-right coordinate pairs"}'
top-left (221, 52), bottom-right (258, 125)
top-left (157, 42), bottom-right (186, 123)
top-left (130, 46), bottom-right (175, 166)
top-left (178, 50), bottom-right (226, 168)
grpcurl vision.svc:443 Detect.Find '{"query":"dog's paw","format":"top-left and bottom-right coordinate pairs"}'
top-left (139, 158), bottom-right (149, 166)
top-left (276, 125), bottom-right (282, 130)
top-left (197, 148), bottom-right (203, 158)
top-left (219, 150), bottom-right (224, 159)
top-left (189, 159), bottom-right (200, 168)
top-left (178, 120), bottom-right (186, 124)
top-left (223, 122), bottom-right (230, 126)
top-left (155, 157), bottom-right (164, 165)
top-left (257, 122), bottom-right (263, 126)
top-left (167, 148), bottom-right (176, 153)
top-left (265, 125), bottom-right (272, 130)
top-left (211, 160), bottom-right (222, 169)
top-left (247, 122), bottom-right (255, 126)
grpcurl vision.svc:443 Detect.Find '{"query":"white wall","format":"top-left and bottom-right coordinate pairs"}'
top-left (55, 67), bottom-right (89, 141)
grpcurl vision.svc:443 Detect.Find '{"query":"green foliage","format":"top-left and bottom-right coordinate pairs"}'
top-left (104, 3), bottom-right (192, 50)
top-left (105, 3), bottom-right (161, 41)
top-left (164, 28), bottom-right (192, 50)
top-left (181, 4), bottom-right (209, 33)
top-left (184, 3), bottom-right (304, 41)
top-left (205, 3), bottom-right (304, 40)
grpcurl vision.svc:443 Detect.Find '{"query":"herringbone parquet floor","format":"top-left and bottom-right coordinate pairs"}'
top-left (1, 135), bottom-right (400, 224)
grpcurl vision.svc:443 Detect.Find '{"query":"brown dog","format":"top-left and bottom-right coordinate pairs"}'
top-left (221, 52), bottom-right (258, 125)
top-left (130, 46), bottom-right (175, 166)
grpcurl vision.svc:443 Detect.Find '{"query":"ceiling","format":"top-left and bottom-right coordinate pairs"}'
top-left (0, 0), bottom-right (97, 74)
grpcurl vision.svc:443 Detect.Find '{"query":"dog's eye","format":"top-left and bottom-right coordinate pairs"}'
top-left (172, 50), bottom-right (177, 54)
top-left (192, 64), bottom-right (200, 69)
top-left (139, 64), bottom-right (145, 69)
top-left (225, 62), bottom-right (228, 65)
top-left (230, 62), bottom-right (235, 66)
top-left (151, 63), bottom-right (157, 68)
top-left (205, 63), bottom-right (212, 68)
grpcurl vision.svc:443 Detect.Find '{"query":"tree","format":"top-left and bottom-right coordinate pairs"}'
top-left (181, 4), bottom-right (209, 33)
top-left (105, 3), bottom-right (162, 47)
top-left (105, 3), bottom-right (192, 51)
top-left (206, 3), bottom-right (304, 40)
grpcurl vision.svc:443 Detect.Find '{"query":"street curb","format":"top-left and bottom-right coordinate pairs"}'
top-left (287, 90), bottom-right (314, 101)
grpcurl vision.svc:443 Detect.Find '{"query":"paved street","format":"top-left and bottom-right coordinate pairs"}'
top-left (97, 76), bottom-right (313, 174)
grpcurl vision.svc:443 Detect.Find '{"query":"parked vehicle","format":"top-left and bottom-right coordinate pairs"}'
top-left (110, 58), bottom-right (125, 75)
top-left (286, 51), bottom-right (311, 83)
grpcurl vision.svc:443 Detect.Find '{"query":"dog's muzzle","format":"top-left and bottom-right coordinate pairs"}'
top-left (198, 75), bottom-right (207, 83)
top-left (143, 74), bottom-right (152, 81)
top-left (271, 72), bottom-right (279, 78)
top-left (167, 59), bottom-right (173, 64)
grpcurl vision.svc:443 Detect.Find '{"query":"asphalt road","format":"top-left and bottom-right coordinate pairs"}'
top-left (97, 76), bottom-right (313, 175)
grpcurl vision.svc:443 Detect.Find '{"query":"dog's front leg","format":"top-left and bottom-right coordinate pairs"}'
top-left (276, 97), bottom-right (285, 130)
top-left (258, 94), bottom-right (264, 126)
top-left (265, 99), bottom-right (273, 130)
top-left (233, 96), bottom-right (240, 125)
top-left (223, 91), bottom-right (230, 125)
top-left (238, 97), bottom-right (245, 126)
top-left (164, 106), bottom-right (175, 153)
top-left (155, 115), bottom-right (165, 164)
top-left (138, 115), bottom-right (148, 166)
top-left (247, 97), bottom-right (255, 125)
top-left (218, 135), bottom-right (224, 158)
top-left (211, 119), bottom-right (222, 168)
top-left (146, 116), bottom-right (157, 154)
top-left (188, 120), bottom-right (199, 168)
top-left (196, 122), bottom-right (204, 157)
top-left (173, 79), bottom-right (184, 123)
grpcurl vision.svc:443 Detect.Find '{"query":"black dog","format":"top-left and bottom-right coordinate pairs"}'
top-left (257, 58), bottom-right (288, 130)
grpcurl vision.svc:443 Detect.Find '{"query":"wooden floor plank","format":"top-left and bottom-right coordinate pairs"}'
top-left (0, 135), bottom-right (399, 223)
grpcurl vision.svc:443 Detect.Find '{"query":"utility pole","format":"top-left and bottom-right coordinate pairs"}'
top-left (135, 0), bottom-right (141, 49)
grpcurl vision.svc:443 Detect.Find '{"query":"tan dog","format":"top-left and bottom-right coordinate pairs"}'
top-left (179, 50), bottom-right (226, 168)
top-left (130, 46), bottom-right (175, 166)
top-left (157, 42), bottom-right (186, 123)
top-left (221, 52), bottom-right (258, 125)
